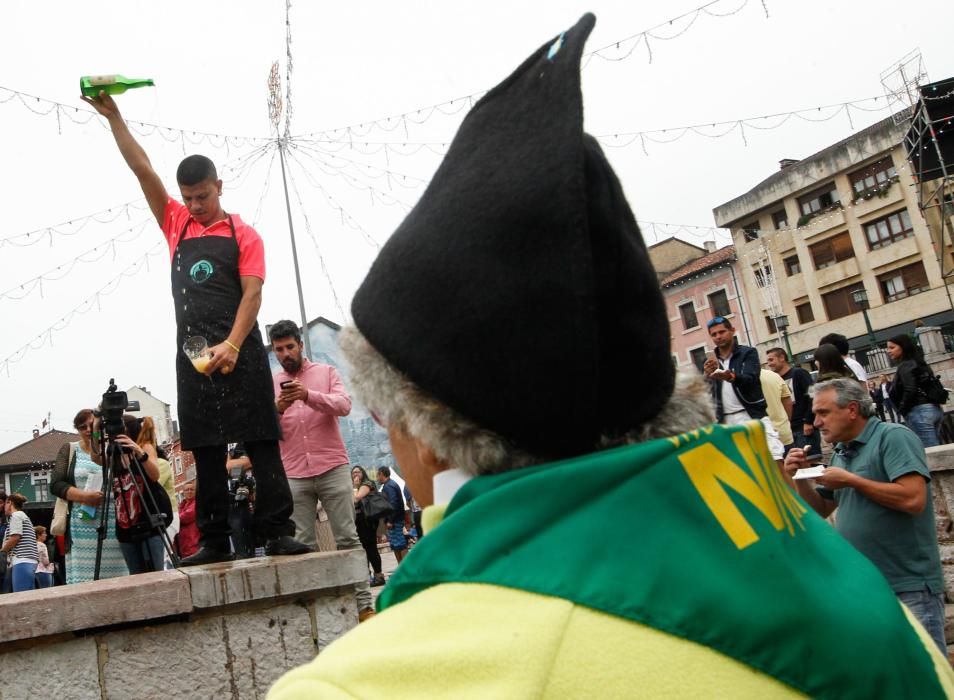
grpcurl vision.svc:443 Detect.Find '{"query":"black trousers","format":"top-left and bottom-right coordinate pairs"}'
top-left (355, 514), bottom-right (382, 574)
top-left (192, 440), bottom-right (294, 550)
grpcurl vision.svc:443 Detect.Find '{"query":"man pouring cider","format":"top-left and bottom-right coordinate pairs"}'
top-left (83, 91), bottom-right (309, 564)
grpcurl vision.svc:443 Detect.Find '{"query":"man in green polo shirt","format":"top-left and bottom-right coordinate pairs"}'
top-left (785, 377), bottom-right (946, 654)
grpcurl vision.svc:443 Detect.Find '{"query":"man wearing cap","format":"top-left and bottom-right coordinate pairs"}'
top-left (269, 15), bottom-right (953, 699)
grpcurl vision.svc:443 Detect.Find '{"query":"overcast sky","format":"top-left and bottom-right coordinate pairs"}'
top-left (1, 0), bottom-right (953, 452)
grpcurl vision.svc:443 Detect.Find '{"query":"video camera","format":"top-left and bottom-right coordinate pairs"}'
top-left (94, 378), bottom-right (141, 438)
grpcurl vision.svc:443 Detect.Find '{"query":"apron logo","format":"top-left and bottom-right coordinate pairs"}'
top-left (189, 260), bottom-right (214, 284)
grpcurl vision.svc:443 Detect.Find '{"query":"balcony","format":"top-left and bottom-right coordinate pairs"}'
top-left (866, 235), bottom-right (920, 271)
top-left (851, 180), bottom-right (903, 220)
top-left (800, 208), bottom-right (846, 240)
top-left (813, 257), bottom-right (860, 290)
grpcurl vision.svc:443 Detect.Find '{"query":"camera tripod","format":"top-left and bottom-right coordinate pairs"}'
top-left (93, 436), bottom-right (180, 580)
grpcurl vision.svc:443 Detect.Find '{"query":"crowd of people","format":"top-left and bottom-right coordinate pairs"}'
top-left (703, 318), bottom-right (947, 655)
top-left (2, 12), bottom-right (950, 696)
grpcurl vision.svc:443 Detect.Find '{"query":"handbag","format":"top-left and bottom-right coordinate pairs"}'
top-left (50, 442), bottom-right (77, 536)
top-left (360, 489), bottom-right (393, 520)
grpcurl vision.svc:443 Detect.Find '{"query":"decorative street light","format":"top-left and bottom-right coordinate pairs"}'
top-left (774, 314), bottom-right (793, 360)
top-left (850, 288), bottom-right (877, 344)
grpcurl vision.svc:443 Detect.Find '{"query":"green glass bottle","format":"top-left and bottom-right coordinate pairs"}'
top-left (79, 74), bottom-right (155, 97)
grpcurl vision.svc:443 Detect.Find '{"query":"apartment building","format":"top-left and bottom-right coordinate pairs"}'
top-left (712, 113), bottom-right (953, 365)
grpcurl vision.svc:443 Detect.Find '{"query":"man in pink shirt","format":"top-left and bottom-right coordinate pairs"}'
top-left (270, 320), bottom-right (374, 621)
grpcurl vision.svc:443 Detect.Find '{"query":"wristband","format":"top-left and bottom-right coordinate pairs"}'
top-left (225, 340), bottom-right (241, 353)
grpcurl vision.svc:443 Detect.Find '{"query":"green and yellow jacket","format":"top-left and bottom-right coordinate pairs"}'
top-left (270, 421), bottom-right (953, 699)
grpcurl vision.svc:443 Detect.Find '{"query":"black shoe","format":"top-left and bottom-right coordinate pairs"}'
top-left (179, 547), bottom-right (235, 567)
top-left (265, 536), bottom-right (313, 556)
top-left (370, 573), bottom-right (386, 587)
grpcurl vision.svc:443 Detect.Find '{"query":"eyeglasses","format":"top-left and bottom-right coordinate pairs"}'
top-left (707, 316), bottom-right (729, 329)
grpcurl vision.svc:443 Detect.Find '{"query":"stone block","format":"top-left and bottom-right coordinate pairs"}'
top-left (0, 570), bottom-right (192, 643)
top-left (0, 637), bottom-right (100, 698)
top-left (314, 589), bottom-right (358, 652)
top-left (940, 544), bottom-right (954, 599)
top-left (182, 550), bottom-right (367, 609)
top-left (926, 445), bottom-right (954, 474)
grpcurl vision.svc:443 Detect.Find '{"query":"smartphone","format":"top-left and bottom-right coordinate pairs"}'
top-left (280, 380), bottom-right (293, 389)
top-left (803, 453), bottom-right (824, 463)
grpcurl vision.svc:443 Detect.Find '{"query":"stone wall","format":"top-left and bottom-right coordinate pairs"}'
top-left (925, 445), bottom-right (954, 659)
top-left (0, 550), bottom-right (366, 699)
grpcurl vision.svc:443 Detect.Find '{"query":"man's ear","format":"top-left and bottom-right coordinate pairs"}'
top-left (216, 178), bottom-right (223, 196)
top-left (416, 440), bottom-right (444, 471)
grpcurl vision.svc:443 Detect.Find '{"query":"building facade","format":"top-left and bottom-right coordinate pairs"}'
top-left (126, 386), bottom-right (175, 447)
top-left (0, 429), bottom-right (79, 529)
top-left (713, 114), bottom-right (954, 366)
top-left (659, 244), bottom-right (756, 373)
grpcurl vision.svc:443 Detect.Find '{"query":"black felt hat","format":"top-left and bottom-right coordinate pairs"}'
top-left (351, 13), bottom-right (674, 459)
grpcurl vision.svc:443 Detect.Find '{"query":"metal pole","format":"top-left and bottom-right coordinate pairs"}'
top-left (277, 138), bottom-right (312, 361)
top-left (862, 308), bottom-right (876, 344)
top-left (781, 330), bottom-right (793, 361)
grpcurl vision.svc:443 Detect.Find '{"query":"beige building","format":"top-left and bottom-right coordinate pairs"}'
top-left (126, 385), bottom-right (175, 446)
top-left (712, 114), bottom-right (954, 366)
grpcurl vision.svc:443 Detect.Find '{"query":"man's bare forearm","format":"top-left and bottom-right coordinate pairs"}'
top-left (229, 284), bottom-right (262, 348)
top-left (106, 114), bottom-right (154, 177)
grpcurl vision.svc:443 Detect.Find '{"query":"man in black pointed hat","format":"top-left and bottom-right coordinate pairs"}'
top-left (270, 14), bottom-right (952, 699)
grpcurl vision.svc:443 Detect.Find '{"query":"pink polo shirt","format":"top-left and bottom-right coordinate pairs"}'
top-left (161, 198), bottom-right (266, 280)
top-left (273, 358), bottom-right (352, 478)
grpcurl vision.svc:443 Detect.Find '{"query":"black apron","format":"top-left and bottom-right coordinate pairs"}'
top-left (171, 216), bottom-right (280, 449)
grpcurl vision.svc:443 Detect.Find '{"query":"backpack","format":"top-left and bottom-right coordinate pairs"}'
top-left (917, 366), bottom-right (949, 405)
top-left (360, 490), bottom-right (393, 521)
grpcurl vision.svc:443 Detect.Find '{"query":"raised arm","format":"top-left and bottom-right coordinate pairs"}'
top-left (81, 92), bottom-right (168, 224)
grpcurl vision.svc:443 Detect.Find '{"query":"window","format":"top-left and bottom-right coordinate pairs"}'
top-left (784, 255), bottom-right (801, 276)
top-left (689, 347), bottom-right (708, 374)
top-left (821, 282), bottom-right (866, 321)
top-left (850, 157), bottom-right (897, 197)
top-left (810, 232), bottom-right (854, 270)
top-left (864, 209), bottom-right (914, 250)
top-left (708, 289), bottom-right (731, 317)
top-left (798, 183), bottom-right (841, 217)
top-left (765, 316), bottom-right (778, 334)
top-left (796, 302), bottom-right (815, 324)
top-left (772, 209), bottom-right (789, 230)
top-left (742, 221), bottom-right (760, 242)
top-left (33, 478), bottom-right (49, 502)
top-left (878, 262), bottom-right (930, 302)
top-left (753, 265), bottom-right (774, 287)
top-left (174, 456), bottom-right (183, 476)
top-left (679, 302), bottom-right (699, 330)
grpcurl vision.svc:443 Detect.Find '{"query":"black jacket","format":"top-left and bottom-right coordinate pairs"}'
top-left (710, 342), bottom-right (767, 421)
top-left (889, 359), bottom-right (934, 415)
top-left (782, 366), bottom-right (815, 430)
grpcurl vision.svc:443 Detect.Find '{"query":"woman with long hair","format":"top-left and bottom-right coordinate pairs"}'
top-left (112, 414), bottom-right (172, 573)
top-left (887, 334), bottom-right (944, 448)
top-left (1, 493), bottom-right (38, 592)
top-left (134, 417), bottom-right (179, 569)
top-left (50, 409), bottom-right (128, 583)
top-left (352, 465), bottom-right (385, 587)
top-left (814, 343), bottom-right (857, 382)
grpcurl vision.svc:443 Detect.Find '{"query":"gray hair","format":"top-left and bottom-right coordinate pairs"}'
top-left (340, 326), bottom-right (716, 477)
top-left (809, 378), bottom-right (876, 418)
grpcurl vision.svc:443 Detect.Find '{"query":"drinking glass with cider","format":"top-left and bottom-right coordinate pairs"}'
top-left (183, 336), bottom-right (212, 374)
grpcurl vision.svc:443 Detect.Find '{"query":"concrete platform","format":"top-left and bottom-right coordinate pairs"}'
top-left (0, 550), bottom-right (367, 698)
